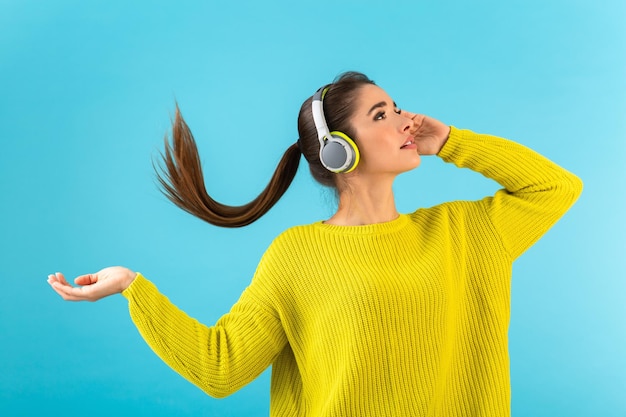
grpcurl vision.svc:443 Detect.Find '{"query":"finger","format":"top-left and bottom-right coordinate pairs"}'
top-left (407, 115), bottom-right (425, 136)
top-left (48, 273), bottom-right (70, 287)
top-left (401, 110), bottom-right (418, 119)
top-left (55, 272), bottom-right (71, 286)
top-left (75, 274), bottom-right (98, 286)
top-left (412, 115), bottom-right (428, 135)
top-left (49, 280), bottom-right (90, 302)
top-left (412, 114), bottom-right (426, 125)
top-left (48, 280), bottom-right (79, 301)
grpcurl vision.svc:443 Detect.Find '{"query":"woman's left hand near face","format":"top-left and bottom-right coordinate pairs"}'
top-left (401, 111), bottom-right (450, 155)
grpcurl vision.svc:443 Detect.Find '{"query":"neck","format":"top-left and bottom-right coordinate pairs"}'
top-left (326, 176), bottom-right (399, 226)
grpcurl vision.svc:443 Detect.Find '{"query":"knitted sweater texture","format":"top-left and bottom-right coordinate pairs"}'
top-left (123, 127), bottom-right (582, 416)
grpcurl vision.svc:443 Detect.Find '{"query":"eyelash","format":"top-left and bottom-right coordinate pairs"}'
top-left (374, 107), bottom-right (402, 121)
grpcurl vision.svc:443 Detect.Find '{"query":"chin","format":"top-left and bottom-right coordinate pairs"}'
top-left (395, 161), bottom-right (421, 175)
top-left (406, 155), bottom-right (421, 171)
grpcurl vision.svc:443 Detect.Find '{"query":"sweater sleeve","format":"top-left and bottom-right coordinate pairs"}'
top-left (438, 127), bottom-right (583, 260)
top-left (121, 273), bottom-right (288, 398)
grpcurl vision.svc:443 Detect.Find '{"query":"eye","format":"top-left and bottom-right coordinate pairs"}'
top-left (394, 107), bottom-right (401, 115)
top-left (374, 111), bottom-right (386, 121)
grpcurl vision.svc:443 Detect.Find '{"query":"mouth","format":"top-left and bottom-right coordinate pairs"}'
top-left (400, 138), bottom-right (415, 149)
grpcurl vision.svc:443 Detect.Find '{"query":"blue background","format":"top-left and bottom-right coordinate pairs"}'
top-left (1, 0), bottom-right (624, 416)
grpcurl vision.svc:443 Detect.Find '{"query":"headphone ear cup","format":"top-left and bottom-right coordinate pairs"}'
top-left (320, 131), bottom-right (360, 173)
top-left (333, 132), bottom-right (360, 173)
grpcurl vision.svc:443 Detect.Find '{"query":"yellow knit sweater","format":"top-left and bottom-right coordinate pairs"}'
top-left (123, 127), bottom-right (582, 416)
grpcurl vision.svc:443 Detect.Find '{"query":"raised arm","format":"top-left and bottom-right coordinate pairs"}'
top-left (438, 127), bottom-right (583, 260)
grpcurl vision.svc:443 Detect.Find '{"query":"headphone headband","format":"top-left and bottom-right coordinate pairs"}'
top-left (311, 86), bottom-right (331, 148)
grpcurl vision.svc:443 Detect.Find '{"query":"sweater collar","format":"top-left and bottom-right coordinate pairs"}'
top-left (314, 214), bottom-right (410, 236)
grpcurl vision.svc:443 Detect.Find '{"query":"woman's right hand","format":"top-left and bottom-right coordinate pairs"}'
top-left (47, 266), bottom-right (137, 302)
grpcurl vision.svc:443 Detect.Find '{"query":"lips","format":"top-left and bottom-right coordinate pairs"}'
top-left (401, 138), bottom-right (415, 149)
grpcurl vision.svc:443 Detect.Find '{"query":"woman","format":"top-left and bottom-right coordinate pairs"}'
top-left (48, 72), bottom-right (582, 416)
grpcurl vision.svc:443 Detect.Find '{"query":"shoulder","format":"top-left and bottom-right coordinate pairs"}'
top-left (256, 223), bottom-right (322, 269)
top-left (269, 222), bottom-right (320, 248)
top-left (410, 199), bottom-right (486, 221)
top-left (248, 223), bottom-right (322, 300)
top-left (409, 199), bottom-right (495, 238)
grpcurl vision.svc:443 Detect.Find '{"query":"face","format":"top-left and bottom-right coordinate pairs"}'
top-left (349, 84), bottom-right (419, 178)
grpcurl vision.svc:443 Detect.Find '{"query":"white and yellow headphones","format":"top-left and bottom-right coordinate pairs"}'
top-left (311, 86), bottom-right (360, 173)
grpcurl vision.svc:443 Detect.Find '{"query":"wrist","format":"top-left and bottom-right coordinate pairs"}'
top-left (121, 268), bottom-right (138, 292)
top-left (437, 126), bottom-right (451, 154)
top-left (435, 126), bottom-right (452, 156)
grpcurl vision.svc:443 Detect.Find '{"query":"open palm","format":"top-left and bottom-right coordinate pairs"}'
top-left (48, 267), bottom-right (136, 302)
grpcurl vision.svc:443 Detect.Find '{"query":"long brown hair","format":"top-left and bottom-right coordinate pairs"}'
top-left (155, 71), bottom-right (375, 227)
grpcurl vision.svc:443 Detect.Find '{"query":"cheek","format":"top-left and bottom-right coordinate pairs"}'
top-left (357, 134), bottom-right (393, 155)
top-left (354, 129), bottom-right (382, 151)
top-left (354, 137), bottom-right (380, 162)
top-left (358, 143), bottom-right (394, 168)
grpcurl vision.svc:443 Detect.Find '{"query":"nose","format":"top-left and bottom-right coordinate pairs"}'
top-left (399, 112), bottom-right (415, 133)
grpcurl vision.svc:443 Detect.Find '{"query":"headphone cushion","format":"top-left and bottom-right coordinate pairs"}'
top-left (320, 132), bottom-right (360, 173)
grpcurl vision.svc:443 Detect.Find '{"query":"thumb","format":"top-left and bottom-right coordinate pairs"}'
top-left (74, 273), bottom-right (98, 286)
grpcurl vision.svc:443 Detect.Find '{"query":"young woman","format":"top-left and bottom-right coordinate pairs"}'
top-left (48, 72), bottom-right (582, 416)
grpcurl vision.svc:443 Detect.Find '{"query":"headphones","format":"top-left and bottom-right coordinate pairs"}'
top-left (311, 86), bottom-right (360, 173)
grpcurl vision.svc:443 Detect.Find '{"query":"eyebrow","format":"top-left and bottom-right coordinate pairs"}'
top-left (366, 101), bottom-right (398, 115)
top-left (367, 101), bottom-right (387, 115)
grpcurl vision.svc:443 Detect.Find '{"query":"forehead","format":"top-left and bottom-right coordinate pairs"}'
top-left (353, 84), bottom-right (393, 113)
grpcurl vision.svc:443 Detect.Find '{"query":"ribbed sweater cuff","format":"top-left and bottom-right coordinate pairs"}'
top-left (437, 126), bottom-right (467, 162)
top-left (122, 272), bottom-right (157, 302)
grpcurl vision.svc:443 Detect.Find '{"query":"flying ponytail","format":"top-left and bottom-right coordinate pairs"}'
top-left (155, 105), bottom-right (301, 227)
top-left (156, 72), bottom-right (374, 227)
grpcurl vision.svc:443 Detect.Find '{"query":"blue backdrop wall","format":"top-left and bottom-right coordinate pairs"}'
top-left (1, 1), bottom-right (624, 416)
